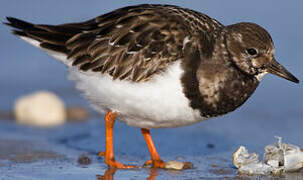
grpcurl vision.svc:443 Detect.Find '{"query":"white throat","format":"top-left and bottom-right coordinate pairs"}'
top-left (255, 72), bottom-right (268, 81)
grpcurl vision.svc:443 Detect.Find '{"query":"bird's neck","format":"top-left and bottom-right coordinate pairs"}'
top-left (181, 32), bottom-right (260, 118)
top-left (198, 34), bottom-right (260, 117)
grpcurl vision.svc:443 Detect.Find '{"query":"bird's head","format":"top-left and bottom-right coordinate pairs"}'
top-left (224, 22), bottom-right (299, 83)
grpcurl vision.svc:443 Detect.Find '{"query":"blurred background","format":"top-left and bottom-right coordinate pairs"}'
top-left (0, 0), bottom-right (302, 179)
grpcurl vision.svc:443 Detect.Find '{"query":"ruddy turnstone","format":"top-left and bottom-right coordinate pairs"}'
top-left (5, 4), bottom-right (299, 169)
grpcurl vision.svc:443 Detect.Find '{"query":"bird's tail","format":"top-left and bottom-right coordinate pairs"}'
top-left (4, 17), bottom-right (91, 65)
top-left (5, 17), bottom-right (73, 54)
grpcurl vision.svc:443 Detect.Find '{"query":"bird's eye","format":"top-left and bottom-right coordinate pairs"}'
top-left (246, 48), bottom-right (258, 56)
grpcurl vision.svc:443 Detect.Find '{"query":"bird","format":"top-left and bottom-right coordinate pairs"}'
top-left (5, 4), bottom-right (299, 169)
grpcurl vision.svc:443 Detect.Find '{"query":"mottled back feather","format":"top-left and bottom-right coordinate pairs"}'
top-left (6, 4), bottom-right (223, 82)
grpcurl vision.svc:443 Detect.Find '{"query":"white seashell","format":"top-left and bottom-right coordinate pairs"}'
top-left (267, 159), bottom-right (279, 168)
top-left (233, 137), bottom-right (303, 175)
top-left (283, 144), bottom-right (303, 172)
top-left (263, 144), bottom-right (284, 167)
top-left (14, 91), bottom-right (66, 127)
top-left (232, 146), bottom-right (259, 168)
top-left (238, 162), bottom-right (275, 175)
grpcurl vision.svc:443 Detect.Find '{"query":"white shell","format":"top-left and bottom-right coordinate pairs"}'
top-left (282, 143), bottom-right (303, 172)
top-left (232, 146), bottom-right (259, 169)
top-left (233, 137), bottom-right (303, 175)
top-left (14, 91), bottom-right (66, 127)
top-left (238, 162), bottom-right (277, 176)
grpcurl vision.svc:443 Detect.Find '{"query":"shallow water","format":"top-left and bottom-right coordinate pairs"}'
top-left (0, 0), bottom-right (302, 179)
top-left (0, 111), bottom-right (302, 179)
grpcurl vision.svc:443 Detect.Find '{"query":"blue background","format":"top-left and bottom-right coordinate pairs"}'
top-left (0, 1), bottom-right (302, 179)
top-left (0, 0), bottom-right (301, 110)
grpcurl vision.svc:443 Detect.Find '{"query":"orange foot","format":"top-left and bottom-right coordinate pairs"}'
top-left (99, 111), bottom-right (138, 169)
top-left (98, 151), bottom-right (137, 169)
top-left (100, 110), bottom-right (193, 170)
top-left (141, 129), bottom-right (193, 170)
top-left (143, 159), bottom-right (165, 168)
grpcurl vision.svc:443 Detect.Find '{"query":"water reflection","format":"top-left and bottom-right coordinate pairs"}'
top-left (97, 168), bottom-right (116, 180)
top-left (146, 168), bottom-right (159, 180)
top-left (96, 168), bottom-right (159, 180)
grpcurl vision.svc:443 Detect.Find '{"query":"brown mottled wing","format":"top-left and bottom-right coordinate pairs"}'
top-left (66, 5), bottom-right (193, 82)
top-left (6, 4), bottom-right (223, 82)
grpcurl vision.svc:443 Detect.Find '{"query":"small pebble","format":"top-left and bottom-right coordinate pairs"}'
top-left (207, 143), bottom-right (215, 149)
top-left (164, 161), bottom-right (184, 170)
top-left (0, 111), bottom-right (14, 120)
top-left (183, 162), bottom-right (194, 169)
top-left (67, 106), bottom-right (89, 122)
top-left (78, 154), bottom-right (91, 165)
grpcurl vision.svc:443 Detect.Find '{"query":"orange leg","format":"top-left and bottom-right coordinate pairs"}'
top-left (141, 128), bottom-right (193, 169)
top-left (141, 128), bottom-right (165, 168)
top-left (99, 110), bottom-right (136, 169)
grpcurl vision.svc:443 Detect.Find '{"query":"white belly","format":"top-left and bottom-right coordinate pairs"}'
top-left (69, 61), bottom-right (205, 128)
top-left (18, 35), bottom-right (205, 128)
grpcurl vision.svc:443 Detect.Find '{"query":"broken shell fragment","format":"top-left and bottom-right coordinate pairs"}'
top-left (232, 146), bottom-right (259, 169)
top-left (232, 146), bottom-right (278, 175)
top-left (263, 144), bottom-right (284, 167)
top-left (267, 159), bottom-right (279, 168)
top-left (233, 137), bottom-right (303, 175)
top-left (238, 161), bottom-right (278, 176)
top-left (283, 144), bottom-right (303, 172)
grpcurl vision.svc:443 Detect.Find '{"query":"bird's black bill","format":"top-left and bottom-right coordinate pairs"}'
top-left (267, 59), bottom-right (299, 84)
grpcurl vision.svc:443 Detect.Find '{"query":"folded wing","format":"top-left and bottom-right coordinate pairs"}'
top-left (6, 4), bottom-right (221, 82)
